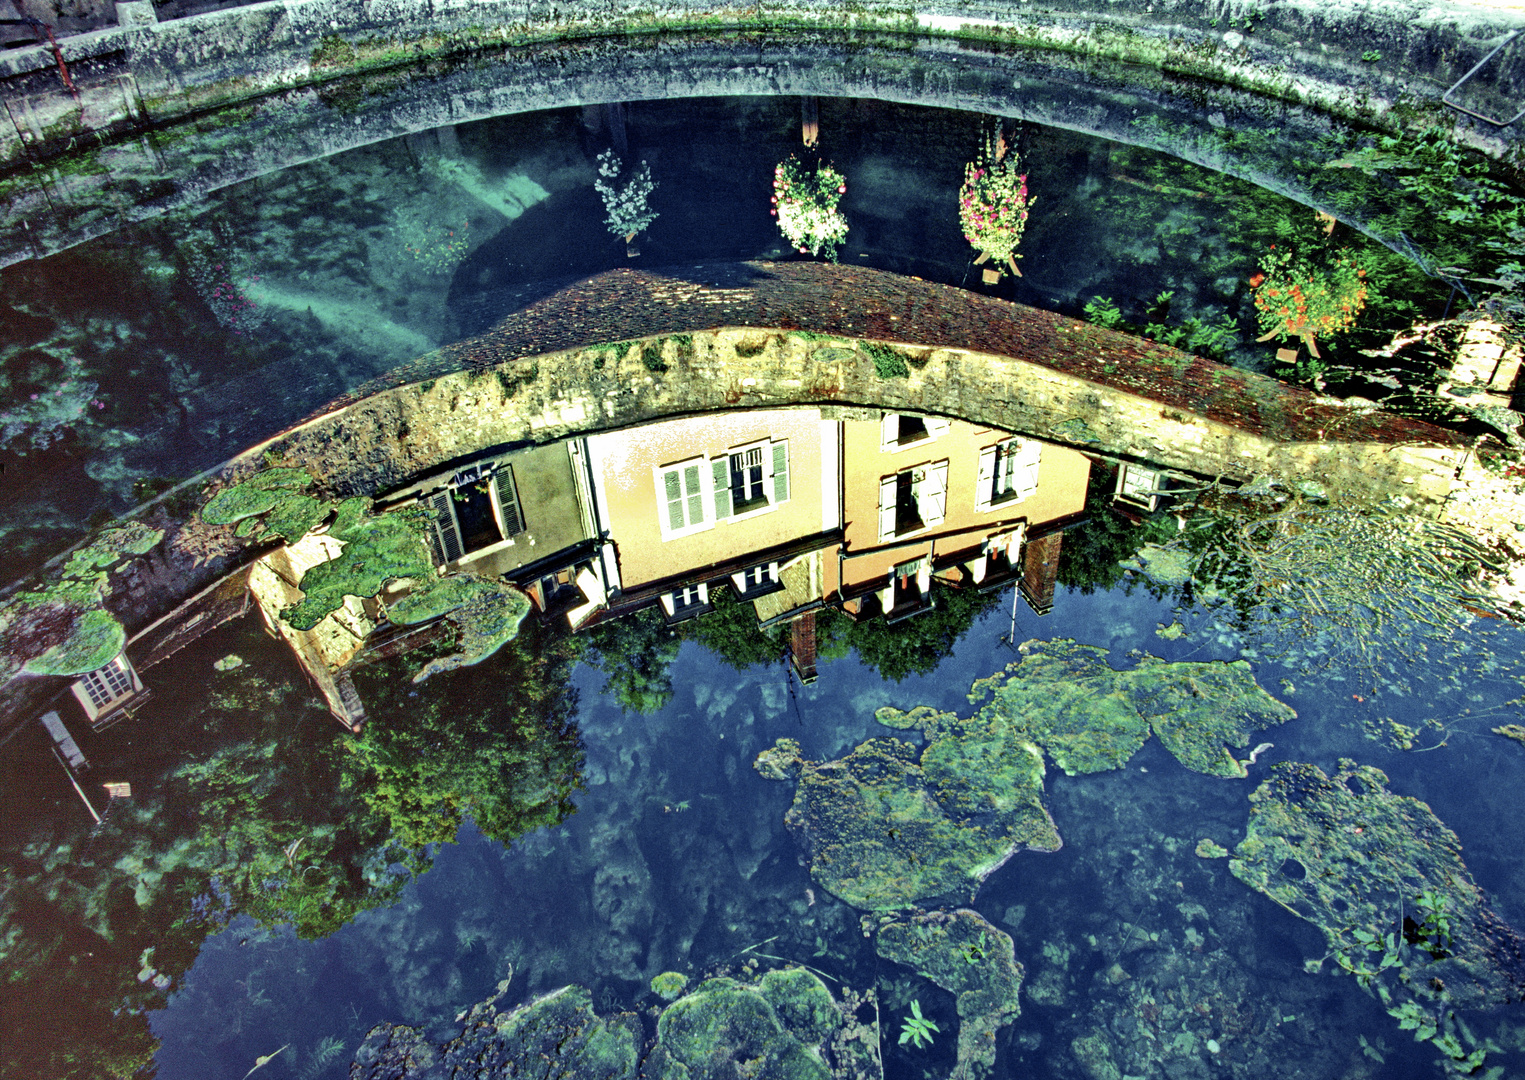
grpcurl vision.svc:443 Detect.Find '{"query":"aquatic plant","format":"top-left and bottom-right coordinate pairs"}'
top-left (898, 1000), bottom-right (938, 1049)
top-left (772, 157), bottom-right (849, 260)
top-left (594, 151), bottom-right (659, 240)
top-left (1230, 760), bottom-right (1525, 1072)
top-left (387, 574), bottom-right (532, 682)
top-left (958, 128), bottom-right (1034, 276)
top-left (0, 346), bottom-right (101, 454)
top-left (1250, 244), bottom-right (1369, 358)
top-left (877, 910), bottom-right (1022, 1080)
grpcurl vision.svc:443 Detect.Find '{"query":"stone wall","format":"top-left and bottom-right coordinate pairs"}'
top-left (1, 0), bottom-right (1521, 265)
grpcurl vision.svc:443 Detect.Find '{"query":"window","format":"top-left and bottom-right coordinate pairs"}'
top-left (878, 460), bottom-right (948, 540)
top-left (975, 438), bottom-right (1041, 511)
top-left (660, 582), bottom-right (711, 620)
top-left (1114, 463), bottom-right (1164, 511)
top-left (732, 562), bottom-right (782, 599)
top-left (421, 462), bottom-right (525, 567)
top-left (78, 656), bottom-right (134, 710)
top-left (661, 441), bottom-right (789, 538)
top-left (881, 413), bottom-right (951, 451)
top-left (658, 458), bottom-right (708, 538)
top-left (882, 557), bottom-right (933, 622)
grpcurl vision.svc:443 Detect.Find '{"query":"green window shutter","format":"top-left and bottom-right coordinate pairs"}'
top-left (684, 464), bottom-right (704, 526)
top-left (493, 467), bottom-right (524, 537)
top-left (712, 458), bottom-right (732, 519)
top-left (772, 441), bottom-right (789, 503)
top-left (428, 490), bottom-right (463, 564)
top-left (664, 469), bottom-right (686, 532)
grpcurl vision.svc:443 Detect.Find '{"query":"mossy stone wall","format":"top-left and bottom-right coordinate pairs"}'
top-left (1, 0), bottom-right (1522, 265)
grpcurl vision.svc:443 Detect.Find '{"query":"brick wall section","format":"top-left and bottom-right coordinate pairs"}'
top-left (1020, 531), bottom-right (1063, 615)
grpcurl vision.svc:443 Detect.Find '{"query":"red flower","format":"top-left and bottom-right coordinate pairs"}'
top-left (1248, 273), bottom-right (1265, 288)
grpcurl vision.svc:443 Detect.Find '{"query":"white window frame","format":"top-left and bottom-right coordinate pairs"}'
top-left (660, 581), bottom-right (709, 617)
top-left (880, 413), bottom-right (951, 452)
top-left (878, 459), bottom-right (949, 541)
top-left (975, 438), bottom-right (1041, 512)
top-left (714, 438), bottom-right (791, 524)
top-left (882, 556), bottom-right (932, 614)
top-left (732, 562), bottom-right (780, 595)
top-left (1114, 462), bottom-right (1164, 511)
top-left (656, 457), bottom-right (713, 540)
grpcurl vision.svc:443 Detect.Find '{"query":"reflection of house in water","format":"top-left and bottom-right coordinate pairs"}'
top-left (579, 407), bottom-right (1091, 679)
top-left (221, 409), bottom-right (1091, 728)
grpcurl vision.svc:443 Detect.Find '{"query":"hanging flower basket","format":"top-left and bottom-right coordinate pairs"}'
top-left (959, 129), bottom-right (1035, 281)
top-left (594, 150), bottom-right (659, 242)
top-left (1250, 246), bottom-right (1369, 359)
top-left (772, 157), bottom-right (849, 261)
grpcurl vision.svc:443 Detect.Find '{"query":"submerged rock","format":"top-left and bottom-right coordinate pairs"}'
top-left (875, 909), bottom-right (1024, 1080)
top-left (754, 718), bottom-right (1059, 910)
top-left (351, 969), bottom-right (875, 1080)
top-left (965, 639), bottom-right (1295, 777)
top-left (1230, 760), bottom-right (1525, 1009)
top-left (352, 982), bottom-right (639, 1080)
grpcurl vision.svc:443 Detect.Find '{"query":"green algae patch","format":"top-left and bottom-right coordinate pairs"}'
top-left (389, 577), bottom-right (532, 683)
top-left (279, 510), bottom-right (434, 631)
top-left (650, 971), bottom-right (689, 1002)
top-left (353, 972), bottom-right (873, 1080)
top-left (1230, 761), bottom-right (1525, 1010)
top-left (491, 985), bottom-right (640, 1080)
top-left (968, 639), bottom-right (1295, 778)
top-left (876, 909), bottom-right (1024, 1080)
top-left (22, 607), bottom-right (126, 676)
top-left (754, 719), bottom-right (1059, 911)
top-left (202, 467), bottom-right (328, 542)
top-left (5, 522), bottom-right (165, 678)
top-left (649, 972), bottom-right (865, 1080)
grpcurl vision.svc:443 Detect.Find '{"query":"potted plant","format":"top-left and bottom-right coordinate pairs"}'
top-left (960, 128), bottom-right (1035, 283)
top-left (594, 150), bottom-right (659, 256)
top-left (772, 156), bottom-right (849, 261)
top-left (1250, 245), bottom-right (1369, 358)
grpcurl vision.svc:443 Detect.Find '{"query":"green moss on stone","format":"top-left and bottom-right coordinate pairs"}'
top-left (876, 909), bottom-right (1023, 1080)
top-left (756, 968), bottom-right (838, 1046)
top-left (651, 971), bottom-right (690, 1001)
top-left (1230, 760), bottom-right (1525, 1008)
top-left (967, 639), bottom-right (1295, 777)
top-left (23, 608), bottom-right (126, 676)
top-left (754, 715), bottom-right (1058, 910)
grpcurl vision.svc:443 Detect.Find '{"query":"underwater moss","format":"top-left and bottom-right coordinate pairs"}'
top-left (755, 715), bottom-right (1058, 911)
top-left (279, 511), bottom-right (434, 631)
top-left (353, 983), bottom-right (639, 1080)
top-left (650, 971), bottom-right (689, 1001)
top-left (202, 467), bottom-right (320, 540)
top-left (875, 909), bottom-right (1023, 1080)
top-left (966, 639), bottom-right (1295, 777)
top-left (391, 578), bottom-right (532, 683)
top-left (353, 970), bottom-right (871, 1080)
top-left (1493, 725), bottom-right (1525, 747)
top-left (652, 976), bottom-right (830, 1080)
top-left (23, 608), bottom-right (126, 676)
top-left (1230, 760), bottom-right (1525, 1010)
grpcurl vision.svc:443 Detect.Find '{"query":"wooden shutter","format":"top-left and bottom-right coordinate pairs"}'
top-left (712, 458), bottom-right (732, 520)
top-left (663, 468), bottom-right (686, 533)
top-left (426, 490), bottom-right (463, 565)
top-left (1011, 440), bottom-right (1041, 501)
top-left (975, 445), bottom-right (997, 512)
top-left (918, 461), bottom-right (948, 526)
top-left (492, 467), bottom-right (524, 537)
top-left (772, 440), bottom-right (789, 503)
top-left (880, 412), bottom-right (898, 450)
top-left (878, 476), bottom-right (898, 540)
top-left (683, 463), bottom-right (704, 527)
top-left (925, 417), bottom-right (951, 438)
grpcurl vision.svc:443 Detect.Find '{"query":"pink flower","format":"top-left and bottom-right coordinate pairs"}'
top-left (29, 393), bottom-right (38, 400)
top-left (837, 185), bottom-right (846, 193)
